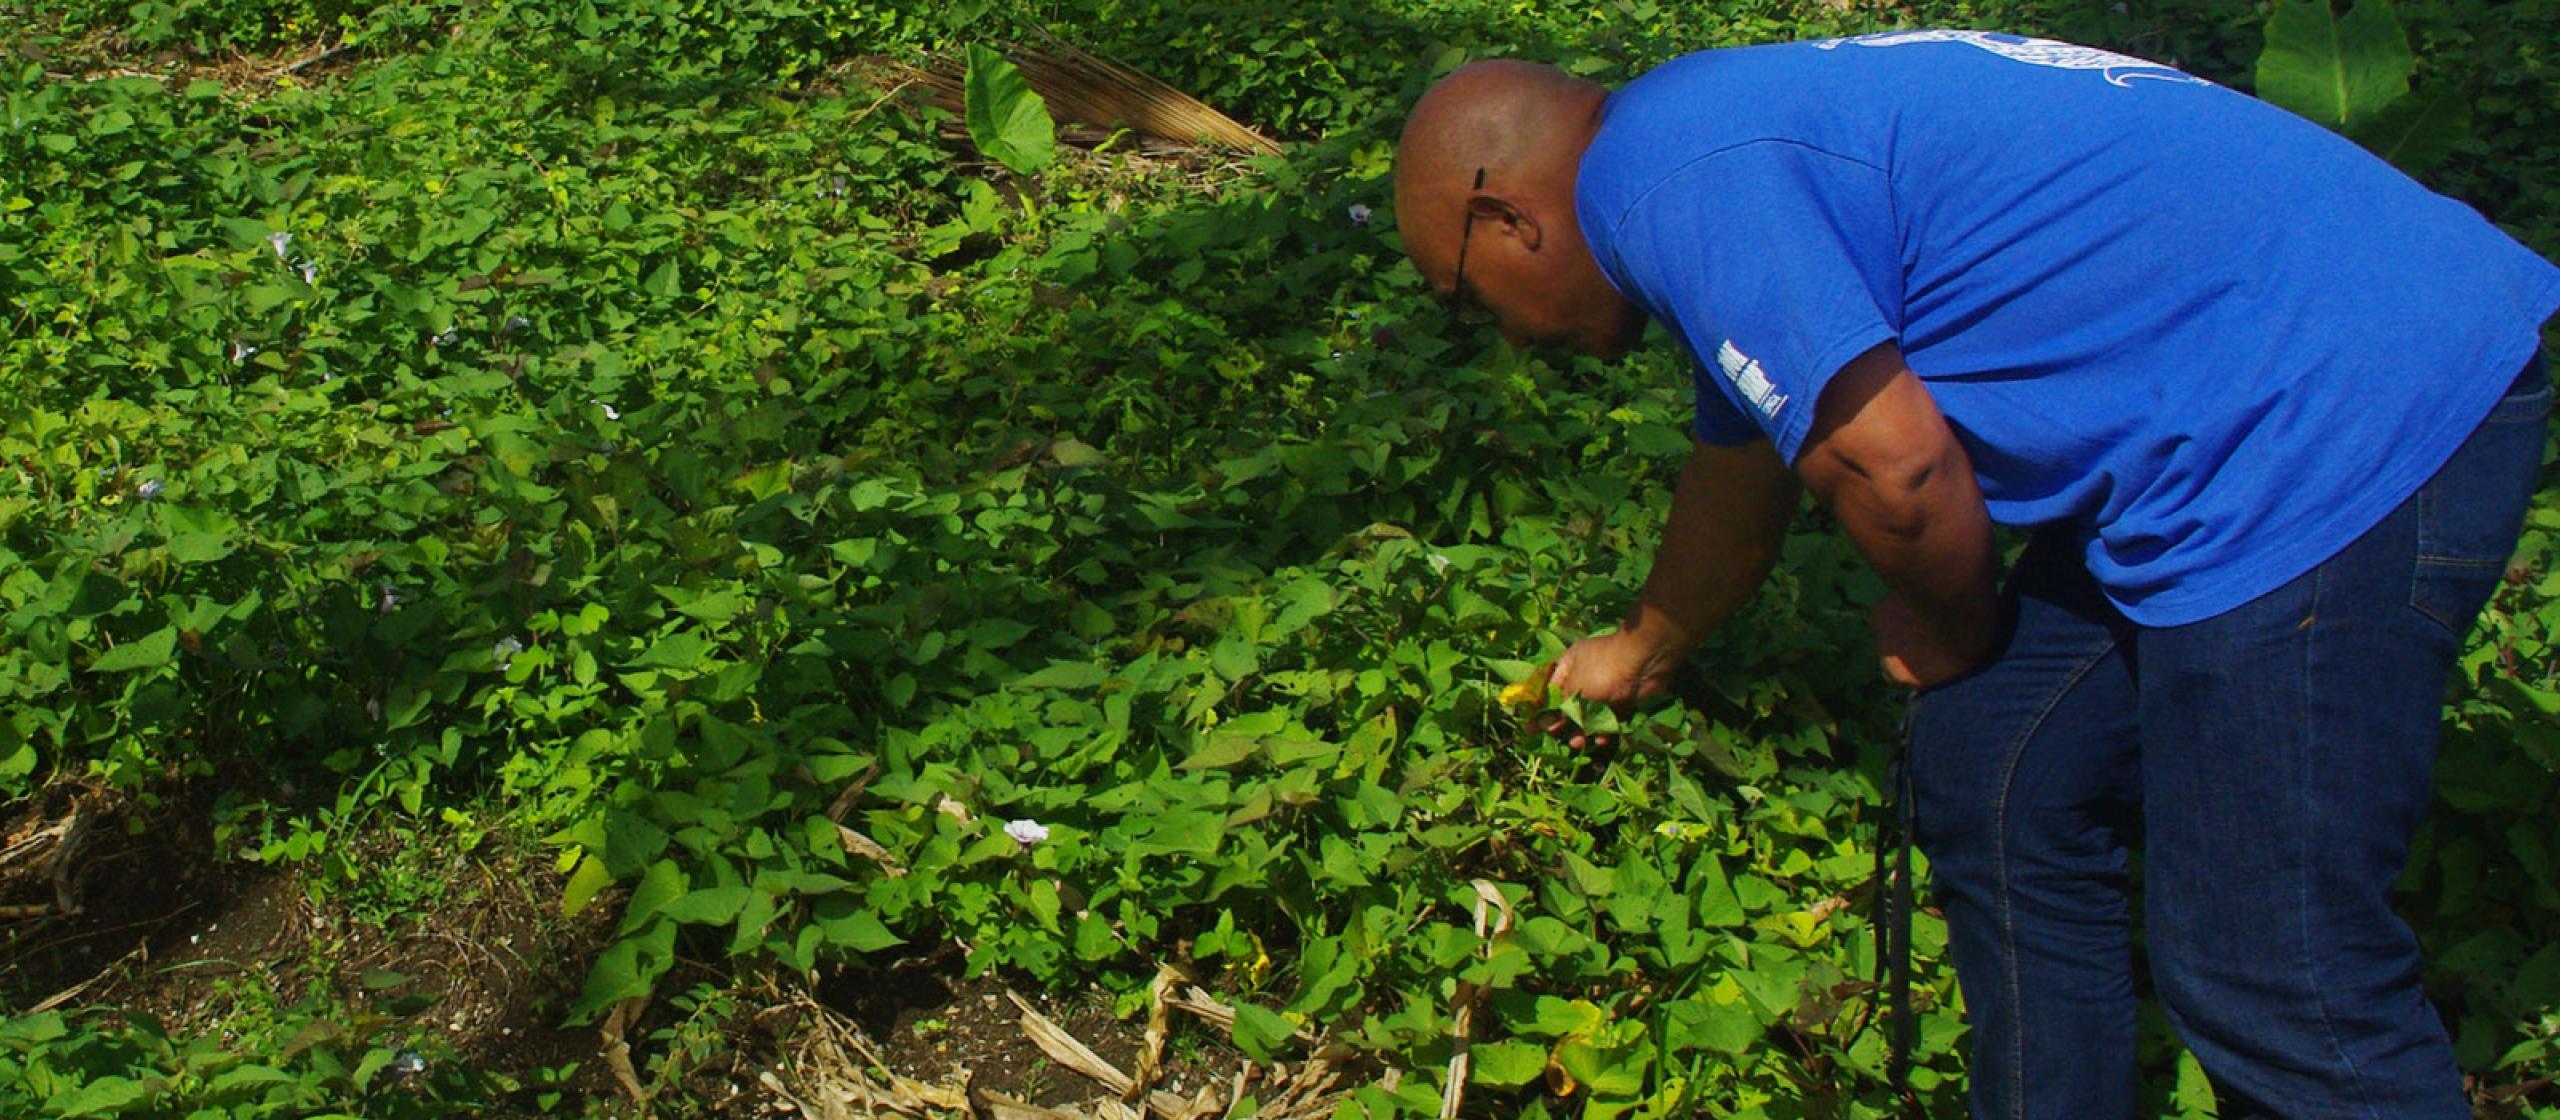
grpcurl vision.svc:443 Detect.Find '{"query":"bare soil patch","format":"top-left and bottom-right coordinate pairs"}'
top-left (0, 783), bottom-right (620, 1108)
top-left (816, 945), bottom-right (1232, 1107)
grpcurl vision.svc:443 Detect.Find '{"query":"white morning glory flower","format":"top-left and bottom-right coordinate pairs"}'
top-left (429, 328), bottom-right (459, 348)
top-left (136, 479), bottom-right (164, 500)
top-left (298, 261), bottom-right (317, 285)
top-left (493, 636), bottom-right (524, 667)
top-left (378, 583), bottom-right (400, 612)
top-left (593, 399), bottom-right (620, 420)
top-left (1005, 819), bottom-right (1050, 848)
top-left (1347, 203), bottom-right (1373, 226)
top-left (267, 231), bottom-right (292, 259)
top-left (230, 342), bottom-right (258, 364)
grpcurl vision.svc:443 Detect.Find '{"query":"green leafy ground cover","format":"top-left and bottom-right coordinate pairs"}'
top-left (3, 0), bottom-right (2556, 1115)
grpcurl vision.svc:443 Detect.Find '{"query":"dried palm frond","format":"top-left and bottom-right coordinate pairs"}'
top-left (872, 40), bottom-right (1282, 157)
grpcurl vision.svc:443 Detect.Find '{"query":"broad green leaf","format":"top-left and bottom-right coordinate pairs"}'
top-left (579, 923), bottom-right (675, 1013)
top-left (1555, 1034), bottom-right (1650, 1095)
top-left (2257, 0), bottom-right (2414, 133)
top-left (817, 907), bottom-right (904, 953)
top-left (643, 258), bottom-right (682, 300)
top-left (49, 1075), bottom-right (153, 1118)
top-left (0, 741), bottom-right (37, 783)
top-left (1230, 1002), bottom-right (1296, 1061)
top-left (206, 1065), bottom-right (295, 1092)
top-left (1470, 1040), bottom-right (1548, 1086)
top-left (1023, 877), bottom-right (1062, 932)
top-left (1015, 661), bottom-right (1110, 690)
top-left (2352, 83), bottom-right (2470, 172)
top-left (2172, 1049), bottom-right (2220, 1114)
top-left (1130, 810), bottom-right (1226, 857)
top-left (90, 627), bottom-right (177, 673)
top-left (667, 587), bottom-right (749, 626)
top-left (1663, 997), bottom-right (1761, 1055)
top-left (617, 858), bottom-right (689, 933)
top-left (352, 1048), bottom-right (398, 1091)
top-left (1317, 835), bottom-right (1373, 886)
top-left (964, 45), bottom-right (1056, 176)
top-left (1073, 913), bottom-right (1119, 960)
top-left (629, 630), bottom-right (714, 671)
top-left (1525, 996), bottom-right (1608, 1039)
top-left (662, 885), bottom-right (754, 925)
top-left (1048, 437), bottom-right (1105, 468)
top-left (167, 529), bottom-right (235, 564)
top-left (728, 888), bottom-right (779, 956)
top-left (562, 853), bottom-right (614, 917)
top-left (1179, 733), bottom-right (1261, 771)
top-left (829, 538), bottom-right (880, 568)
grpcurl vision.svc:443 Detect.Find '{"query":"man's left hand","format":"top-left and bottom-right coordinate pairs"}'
top-left (1871, 589), bottom-right (1996, 690)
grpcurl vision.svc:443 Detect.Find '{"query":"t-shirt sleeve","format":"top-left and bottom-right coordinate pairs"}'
top-left (1597, 140), bottom-right (1900, 463)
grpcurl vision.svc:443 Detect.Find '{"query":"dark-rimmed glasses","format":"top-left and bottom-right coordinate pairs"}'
top-left (1440, 166), bottom-right (1494, 326)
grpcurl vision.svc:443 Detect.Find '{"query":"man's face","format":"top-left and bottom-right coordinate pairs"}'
top-left (1404, 183), bottom-right (1647, 361)
top-left (1457, 257), bottom-right (1647, 361)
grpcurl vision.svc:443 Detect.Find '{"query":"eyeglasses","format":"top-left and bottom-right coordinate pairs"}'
top-left (1439, 166), bottom-right (1494, 326)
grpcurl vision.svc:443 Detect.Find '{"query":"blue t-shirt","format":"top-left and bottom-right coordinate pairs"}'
top-left (1576, 31), bottom-right (2560, 625)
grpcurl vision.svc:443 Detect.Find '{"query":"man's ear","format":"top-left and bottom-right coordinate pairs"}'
top-left (1465, 195), bottom-right (1545, 251)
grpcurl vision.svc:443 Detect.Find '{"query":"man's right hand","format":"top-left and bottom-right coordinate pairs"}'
top-left (1536, 438), bottom-right (1795, 749)
top-left (1541, 625), bottom-right (1689, 748)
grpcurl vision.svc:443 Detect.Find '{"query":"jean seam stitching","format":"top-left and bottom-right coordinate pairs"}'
top-left (2414, 555), bottom-right (2508, 568)
top-left (1993, 632), bottom-right (2119, 1120)
top-left (2299, 561), bottom-right (2386, 1120)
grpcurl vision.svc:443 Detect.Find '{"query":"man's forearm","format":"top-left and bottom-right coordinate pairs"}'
top-left (1795, 343), bottom-right (2002, 682)
top-left (1832, 436), bottom-right (2001, 665)
top-left (1627, 438), bottom-right (1800, 656)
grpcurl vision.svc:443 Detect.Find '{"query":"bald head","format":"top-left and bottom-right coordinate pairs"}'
top-left (1397, 60), bottom-right (1606, 204)
top-left (1394, 60), bottom-right (1642, 359)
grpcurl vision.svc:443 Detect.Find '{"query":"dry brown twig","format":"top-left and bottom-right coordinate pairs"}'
top-left (1125, 964), bottom-right (1185, 1106)
top-left (272, 41), bottom-right (354, 78)
top-left (1441, 880), bottom-right (1516, 1120)
top-left (824, 762), bottom-right (882, 823)
top-left (600, 994), bottom-right (654, 1111)
top-left (1165, 985), bottom-right (1320, 1046)
top-left (835, 824), bottom-right (908, 877)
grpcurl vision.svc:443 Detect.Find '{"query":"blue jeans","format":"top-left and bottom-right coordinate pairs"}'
top-left (1909, 354), bottom-right (2552, 1119)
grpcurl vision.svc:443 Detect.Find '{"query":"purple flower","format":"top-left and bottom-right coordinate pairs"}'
top-left (1347, 203), bottom-right (1373, 227)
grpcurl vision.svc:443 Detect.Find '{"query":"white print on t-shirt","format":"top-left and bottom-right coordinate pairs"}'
top-left (1716, 340), bottom-right (1790, 420)
top-left (1813, 30), bottom-right (2209, 89)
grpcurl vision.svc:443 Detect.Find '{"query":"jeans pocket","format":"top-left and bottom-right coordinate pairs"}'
top-left (2410, 360), bottom-right (2551, 638)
